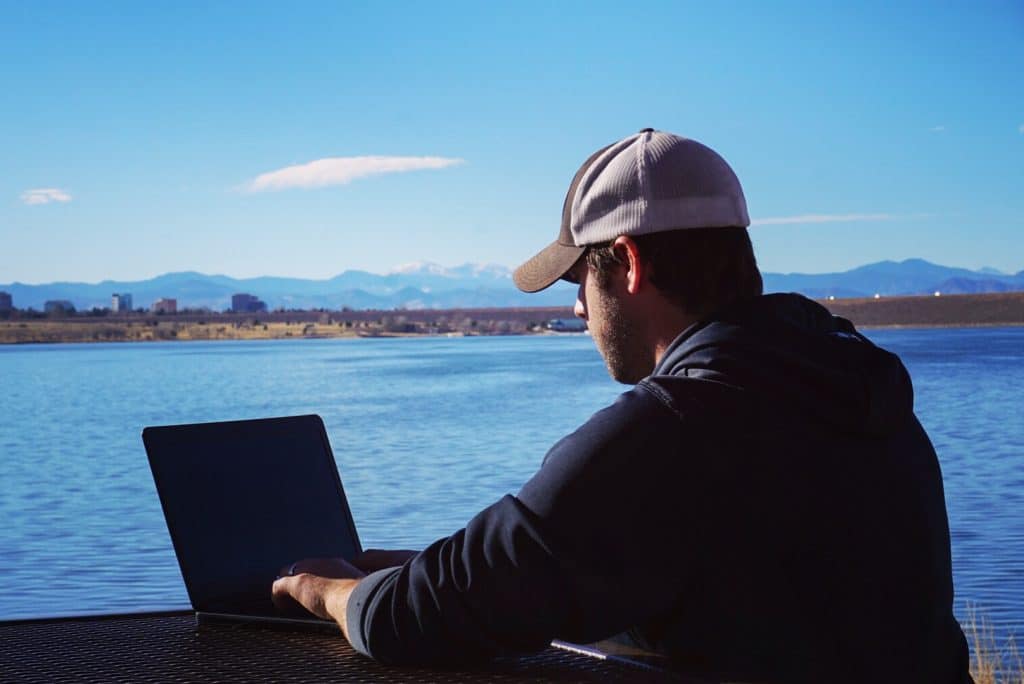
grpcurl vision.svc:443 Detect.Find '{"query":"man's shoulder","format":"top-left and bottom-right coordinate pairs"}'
top-left (562, 377), bottom-right (723, 449)
top-left (531, 375), bottom-right (751, 478)
top-left (637, 372), bottom-right (752, 422)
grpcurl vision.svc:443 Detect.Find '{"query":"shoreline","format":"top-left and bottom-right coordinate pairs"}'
top-left (2, 322), bottom-right (1023, 347)
top-left (858, 322), bottom-right (1024, 329)
top-left (1, 292), bottom-right (1022, 345)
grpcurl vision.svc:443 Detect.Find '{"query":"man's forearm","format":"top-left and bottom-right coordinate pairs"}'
top-left (322, 576), bottom-right (360, 641)
top-left (272, 574), bottom-right (361, 641)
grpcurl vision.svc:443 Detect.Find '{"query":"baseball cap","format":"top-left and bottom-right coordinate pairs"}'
top-left (512, 128), bottom-right (750, 293)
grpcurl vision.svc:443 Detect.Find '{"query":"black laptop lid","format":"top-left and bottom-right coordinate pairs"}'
top-left (143, 415), bottom-right (361, 617)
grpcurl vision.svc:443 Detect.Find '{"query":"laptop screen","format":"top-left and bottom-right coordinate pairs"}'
top-left (144, 415), bottom-right (361, 616)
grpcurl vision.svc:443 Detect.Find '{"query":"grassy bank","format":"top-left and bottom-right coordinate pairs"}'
top-left (0, 319), bottom-right (372, 344)
top-left (0, 309), bottom-right (555, 344)
top-left (1, 292), bottom-right (1022, 344)
top-left (824, 292), bottom-right (1024, 329)
top-left (968, 606), bottom-right (1023, 684)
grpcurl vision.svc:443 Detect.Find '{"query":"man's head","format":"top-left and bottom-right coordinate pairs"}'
top-left (514, 129), bottom-right (762, 382)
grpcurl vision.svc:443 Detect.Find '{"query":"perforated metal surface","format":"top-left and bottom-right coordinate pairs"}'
top-left (1, 612), bottom-right (686, 682)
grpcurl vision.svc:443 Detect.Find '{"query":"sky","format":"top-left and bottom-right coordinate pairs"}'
top-left (1, 1), bottom-right (1022, 284)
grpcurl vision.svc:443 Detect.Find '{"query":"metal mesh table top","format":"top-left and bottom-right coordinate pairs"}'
top-left (1, 611), bottom-right (692, 683)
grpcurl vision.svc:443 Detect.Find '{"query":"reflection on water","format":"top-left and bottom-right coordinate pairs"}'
top-left (0, 330), bottom-right (1021, 643)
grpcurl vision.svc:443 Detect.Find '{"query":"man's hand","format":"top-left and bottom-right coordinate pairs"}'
top-left (271, 552), bottom-right (417, 640)
top-left (271, 557), bottom-right (366, 638)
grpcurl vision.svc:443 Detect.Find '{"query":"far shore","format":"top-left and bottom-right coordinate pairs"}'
top-left (1, 292), bottom-right (1021, 345)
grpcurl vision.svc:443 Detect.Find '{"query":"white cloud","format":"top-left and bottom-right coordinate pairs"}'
top-left (246, 155), bottom-right (464, 192)
top-left (749, 211), bottom-right (901, 225)
top-left (929, 125), bottom-right (946, 133)
top-left (21, 188), bottom-right (72, 205)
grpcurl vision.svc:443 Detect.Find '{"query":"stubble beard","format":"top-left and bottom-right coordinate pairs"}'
top-left (594, 290), bottom-right (651, 385)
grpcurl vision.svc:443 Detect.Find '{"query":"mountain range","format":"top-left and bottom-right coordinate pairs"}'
top-left (3, 259), bottom-right (1023, 312)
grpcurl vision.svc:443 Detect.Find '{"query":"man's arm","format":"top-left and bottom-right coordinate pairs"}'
top-left (339, 496), bottom-right (573, 664)
top-left (272, 573), bottom-right (360, 640)
top-left (275, 386), bottom-right (689, 665)
top-left (270, 551), bottom-right (415, 640)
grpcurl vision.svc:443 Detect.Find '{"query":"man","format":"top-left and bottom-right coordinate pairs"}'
top-left (273, 129), bottom-right (971, 683)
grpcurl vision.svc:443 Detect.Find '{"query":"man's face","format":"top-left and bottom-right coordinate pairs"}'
top-left (568, 258), bottom-right (651, 385)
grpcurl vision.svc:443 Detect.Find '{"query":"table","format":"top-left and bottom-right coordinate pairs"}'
top-left (1, 611), bottom-right (696, 682)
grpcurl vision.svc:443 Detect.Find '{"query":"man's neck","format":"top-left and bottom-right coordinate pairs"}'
top-left (649, 304), bottom-right (698, 371)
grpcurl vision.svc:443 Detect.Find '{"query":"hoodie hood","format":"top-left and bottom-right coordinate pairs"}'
top-left (651, 293), bottom-right (914, 436)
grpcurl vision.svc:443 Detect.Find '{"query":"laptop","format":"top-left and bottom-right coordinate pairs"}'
top-left (143, 414), bottom-right (361, 629)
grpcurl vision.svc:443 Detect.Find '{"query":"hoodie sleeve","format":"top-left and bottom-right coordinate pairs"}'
top-left (344, 384), bottom-right (693, 664)
top-left (345, 494), bottom-right (572, 664)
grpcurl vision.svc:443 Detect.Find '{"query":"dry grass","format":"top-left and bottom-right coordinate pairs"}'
top-left (0, 316), bottom-right (525, 344)
top-left (967, 604), bottom-right (1023, 684)
top-left (0, 320), bottom-right (373, 344)
top-left (824, 291), bottom-right (1024, 328)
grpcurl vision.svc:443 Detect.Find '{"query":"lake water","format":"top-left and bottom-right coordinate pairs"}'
top-left (0, 329), bottom-right (1021, 645)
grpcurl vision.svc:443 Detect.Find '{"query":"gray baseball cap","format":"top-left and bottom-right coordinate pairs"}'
top-left (512, 129), bottom-right (750, 293)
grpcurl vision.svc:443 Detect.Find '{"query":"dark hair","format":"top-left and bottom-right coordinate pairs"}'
top-left (585, 226), bottom-right (763, 318)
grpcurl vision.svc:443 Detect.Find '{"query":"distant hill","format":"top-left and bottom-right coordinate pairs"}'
top-left (761, 258), bottom-right (1024, 296)
top-left (762, 258), bottom-right (1024, 299)
top-left (2, 259), bottom-right (1022, 311)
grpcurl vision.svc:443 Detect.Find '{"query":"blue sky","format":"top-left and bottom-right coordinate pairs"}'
top-left (2, 1), bottom-right (1021, 284)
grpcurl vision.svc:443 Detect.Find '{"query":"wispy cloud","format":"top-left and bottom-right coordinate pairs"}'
top-left (1019, 123), bottom-right (1024, 134)
top-left (752, 213), bottom-right (926, 226)
top-left (20, 188), bottom-right (72, 205)
top-left (246, 155), bottom-right (464, 192)
top-left (929, 125), bottom-right (946, 133)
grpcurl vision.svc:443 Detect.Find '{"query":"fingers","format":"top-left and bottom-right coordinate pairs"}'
top-left (271, 575), bottom-right (308, 615)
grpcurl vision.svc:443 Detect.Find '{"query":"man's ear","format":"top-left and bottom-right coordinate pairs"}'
top-left (611, 235), bottom-right (645, 295)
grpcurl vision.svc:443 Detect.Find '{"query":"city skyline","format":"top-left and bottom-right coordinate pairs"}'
top-left (4, 257), bottom-right (1021, 315)
top-left (2, 2), bottom-right (1022, 284)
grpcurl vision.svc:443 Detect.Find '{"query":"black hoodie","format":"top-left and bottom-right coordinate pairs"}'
top-left (346, 293), bottom-right (971, 683)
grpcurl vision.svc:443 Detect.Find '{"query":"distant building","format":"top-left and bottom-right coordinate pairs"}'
top-left (231, 293), bottom-right (267, 313)
top-left (44, 299), bottom-right (75, 314)
top-left (546, 318), bottom-right (587, 332)
top-left (0, 291), bottom-right (11, 312)
top-left (111, 293), bottom-right (133, 313)
top-left (152, 298), bottom-right (177, 314)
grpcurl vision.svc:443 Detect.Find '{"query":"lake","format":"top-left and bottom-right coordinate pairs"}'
top-left (0, 329), bottom-right (1021, 645)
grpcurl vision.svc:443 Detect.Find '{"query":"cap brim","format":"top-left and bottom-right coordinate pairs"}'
top-left (512, 240), bottom-right (586, 293)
